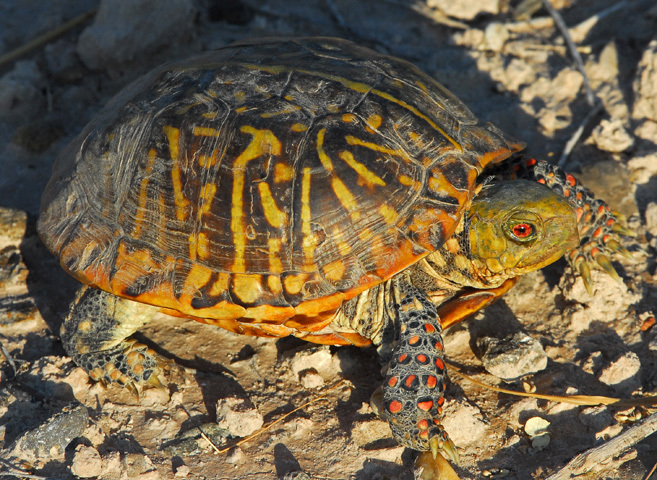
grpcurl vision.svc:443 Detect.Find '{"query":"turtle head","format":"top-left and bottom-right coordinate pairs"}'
top-left (466, 180), bottom-right (578, 277)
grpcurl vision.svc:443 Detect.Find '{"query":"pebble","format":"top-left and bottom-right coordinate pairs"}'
top-left (579, 406), bottom-right (614, 431)
top-left (633, 39), bottom-right (657, 122)
top-left (122, 453), bottom-right (160, 479)
top-left (427, 0), bottom-right (499, 20)
top-left (477, 332), bottom-right (548, 382)
top-left (645, 202), bottom-right (657, 235)
top-left (76, 0), bottom-right (196, 70)
top-left (10, 403), bottom-right (89, 461)
top-left (298, 369), bottom-right (325, 389)
top-left (441, 402), bottom-right (488, 446)
top-left (0, 60), bottom-right (45, 119)
top-left (483, 22), bottom-right (509, 52)
top-left (70, 445), bottom-right (102, 478)
top-left (215, 396), bottom-right (264, 438)
top-left (597, 352), bottom-right (642, 392)
top-left (591, 118), bottom-right (635, 153)
top-left (350, 418), bottom-right (392, 447)
top-left (289, 346), bottom-right (337, 381)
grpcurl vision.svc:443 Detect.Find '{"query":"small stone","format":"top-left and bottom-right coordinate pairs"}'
top-left (427, 0), bottom-right (499, 20)
top-left (350, 419), bottom-right (392, 447)
top-left (122, 453), bottom-right (160, 479)
top-left (100, 451), bottom-right (122, 478)
top-left (215, 397), bottom-right (264, 438)
top-left (174, 464), bottom-right (191, 477)
top-left (645, 203), bottom-right (657, 235)
top-left (225, 446), bottom-right (246, 464)
top-left (299, 369), bottom-right (325, 389)
top-left (598, 352), bottom-right (642, 392)
top-left (591, 118), bottom-right (635, 153)
top-left (289, 346), bottom-right (337, 380)
top-left (531, 433), bottom-right (551, 450)
top-left (524, 417), bottom-right (550, 437)
top-left (70, 445), bottom-right (102, 478)
top-left (441, 402), bottom-right (488, 446)
top-left (478, 332), bottom-right (548, 382)
top-left (483, 23), bottom-right (509, 52)
top-left (0, 60), bottom-right (45, 119)
top-left (11, 403), bottom-right (89, 461)
top-left (77, 0), bottom-right (196, 70)
top-left (633, 39), bottom-right (657, 122)
top-left (579, 406), bottom-right (614, 431)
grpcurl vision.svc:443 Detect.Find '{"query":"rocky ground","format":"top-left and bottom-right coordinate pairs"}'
top-left (1, 0), bottom-right (657, 479)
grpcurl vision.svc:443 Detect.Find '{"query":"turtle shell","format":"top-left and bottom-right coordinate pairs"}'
top-left (38, 37), bottom-right (522, 338)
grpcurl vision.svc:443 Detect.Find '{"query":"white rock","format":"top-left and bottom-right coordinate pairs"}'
top-left (0, 60), bottom-right (45, 119)
top-left (70, 445), bottom-right (102, 478)
top-left (216, 397), bottom-right (264, 438)
top-left (77, 0), bottom-right (195, 70)
top-left (441, 402), bottom-right (489, 446)
top-left (427, 0), bottom-right (499, 20)
top-left (591, 118), bottom-right (635, 153)
top-left (633, 39), bottom-right (657, 121)
top-left (524, 417), bottom-right (550, 437)
top-left (598, 352), bottom-right (642, 392)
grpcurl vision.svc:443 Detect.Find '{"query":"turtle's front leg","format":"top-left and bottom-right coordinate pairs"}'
top-left (61, 286), bottom-right (167, 394)
top-left (379, 275), bottom-right (458, 462)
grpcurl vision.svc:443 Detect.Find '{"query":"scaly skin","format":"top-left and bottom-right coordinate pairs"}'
top-left (61, 287), bottom-right (167, 395)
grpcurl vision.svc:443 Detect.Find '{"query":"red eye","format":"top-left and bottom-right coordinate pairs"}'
top-left (512, 223), bottom-right (534, 239)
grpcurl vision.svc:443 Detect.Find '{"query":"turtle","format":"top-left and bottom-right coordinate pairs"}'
top-left (38, 37), bottom-right (632, 462)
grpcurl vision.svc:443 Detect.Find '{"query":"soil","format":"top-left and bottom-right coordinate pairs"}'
top-left (1, 1), bottom-right (657, 479)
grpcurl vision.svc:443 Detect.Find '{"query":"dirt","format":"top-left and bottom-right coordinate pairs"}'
top-left (1, 1), bottom-right (657, 479)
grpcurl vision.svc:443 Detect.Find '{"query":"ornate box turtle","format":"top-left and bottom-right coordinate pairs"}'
top-left (38, 37), bottom-right (631, 462)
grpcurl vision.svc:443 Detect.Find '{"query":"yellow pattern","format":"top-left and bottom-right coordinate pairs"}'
top-left (316, 129), bottom-right (361, 221)
top-left (258, 182), bottom-right (287, 228)
top-left (231, 126), bottom-right (282, 273)
top-left (338, 150), bottom-right (386, 188)
top-left (163, 126), bottom-right (189, 222)
top-left (132, 148), bottom-right (157, 237)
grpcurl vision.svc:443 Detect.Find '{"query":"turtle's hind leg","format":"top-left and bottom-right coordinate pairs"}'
top-left (61, 286), bottom-right (168, 393)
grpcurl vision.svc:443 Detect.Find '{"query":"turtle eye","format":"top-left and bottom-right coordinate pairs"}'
top-left (508, 222), bottom-right (536, 242)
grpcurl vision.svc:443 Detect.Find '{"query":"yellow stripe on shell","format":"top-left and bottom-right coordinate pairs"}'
top-left (163, 126), bottom-right (189, 222)
top-left (267, 237), bottom-right (283, 274)
top-left (300, 166), bottom-right (317, 271)
top-left (231, 126), bottom-right (282, 273)
top-left (338, 150), bottom-right (386, 188)
top-left (258, 182), bottom-right (288, 228)
top-left (132, 148), bottom-right (157, 237)
top-left (316, 129), bottom-right (361, 221)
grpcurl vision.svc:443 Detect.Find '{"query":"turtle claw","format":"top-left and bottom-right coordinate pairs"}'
top-left (606, 239), bottom-right (635, 261)
top-left (124, 381), bottom-right (140, 398)
top-left (577, 261), bottom-right (593, 295)
top-left (145, 372), bottom-right (166, 391)
top-left (429, 434), bottom-right (460, 464)
top-left (611, 221), bottom-right (637, 237)
top-left (595, 254), bottom-right (621, 283)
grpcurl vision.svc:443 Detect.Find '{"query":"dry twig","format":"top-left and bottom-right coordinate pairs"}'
top-left (545, 412), bottom-right (657, 480)
top-left (0, 9), bottom-right (97, 69)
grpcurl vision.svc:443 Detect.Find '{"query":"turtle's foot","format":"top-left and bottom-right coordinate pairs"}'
top-left (80, 339), bottom-right (170, 395)
top-left (61, 287), bottom-right (169, 394)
